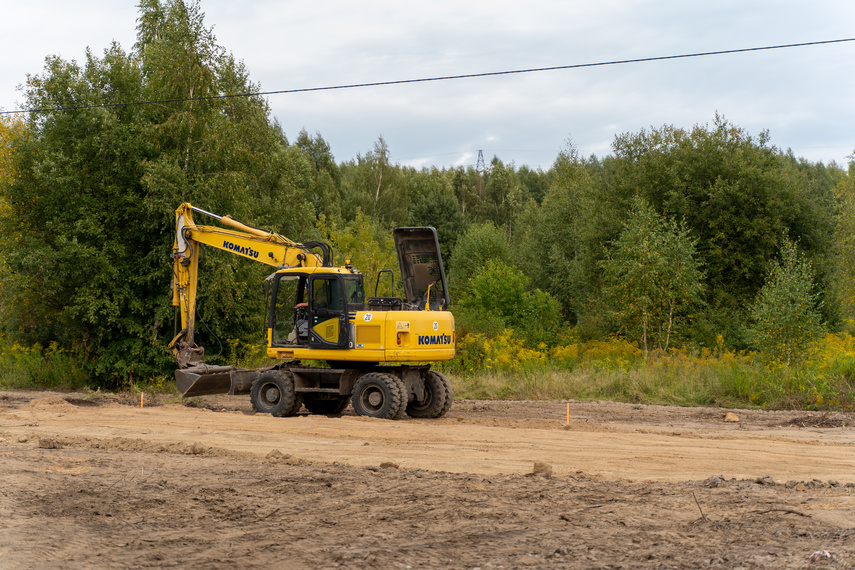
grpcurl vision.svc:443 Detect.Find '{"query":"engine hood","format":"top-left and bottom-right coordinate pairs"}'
top-left (393, 227), bottom-right (450, 310)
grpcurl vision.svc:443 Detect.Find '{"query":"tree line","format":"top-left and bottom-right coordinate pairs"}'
top-left (1, 0), bottom-right (852, 385)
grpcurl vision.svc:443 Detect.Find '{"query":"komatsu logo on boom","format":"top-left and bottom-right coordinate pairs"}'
top-left (418, 333), bottom-right (452, 346)
top-left (223, 240), bottom-right (259, 259)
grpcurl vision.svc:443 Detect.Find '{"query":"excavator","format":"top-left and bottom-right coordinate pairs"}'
top-left (169, 203), bottom-right (455, 419)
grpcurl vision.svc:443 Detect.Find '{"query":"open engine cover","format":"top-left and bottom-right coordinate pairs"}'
top-left (393, 227), bottom-right (450, 310)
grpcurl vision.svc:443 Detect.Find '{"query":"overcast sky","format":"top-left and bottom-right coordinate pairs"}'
top-left (2, 1), bottom-right (854, 170)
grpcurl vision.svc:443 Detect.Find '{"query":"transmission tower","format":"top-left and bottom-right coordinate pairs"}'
top-left (476, 150), bottom-right (486, 173)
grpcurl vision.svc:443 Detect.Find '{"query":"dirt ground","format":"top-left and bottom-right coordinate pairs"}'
top-left (1, 390), bottom-right (854, 569)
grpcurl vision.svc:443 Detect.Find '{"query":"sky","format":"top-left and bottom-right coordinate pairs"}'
top-left (2, 1), bottom-right (854, 170)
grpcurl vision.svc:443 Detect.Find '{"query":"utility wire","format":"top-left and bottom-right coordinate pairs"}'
top-left (2, 38), bottom-right (853, 115)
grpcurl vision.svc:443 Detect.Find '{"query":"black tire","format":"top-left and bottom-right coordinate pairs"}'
top-left (351, 372), bottom-right (406, 419)
top-left (388, 374), bottom-right (408, 420)
top-left (435, 371), bottom-right (454, 418)
top-left (251, 370), bottom-right (299, 417)
top-left (287, 393), bottom-right (304, 416)
top-left (406, 371), bottom-right (448, 418)
top-left (303, 394), bottom-right (349, 415)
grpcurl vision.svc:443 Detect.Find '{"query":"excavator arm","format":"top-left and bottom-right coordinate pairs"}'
top-left (169, 203), bottom-right (329, 367)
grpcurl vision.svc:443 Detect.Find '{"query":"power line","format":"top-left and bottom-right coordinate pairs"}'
top-left (2, 38), bottom-right (853, 116)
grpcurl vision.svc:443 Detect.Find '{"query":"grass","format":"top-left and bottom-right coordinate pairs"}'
top-left (441, 332), bottom-right (855, 411)
top-left (3, 331), bottom-right (855, 412)
top-left (0, 340), bottom-right (89, 391)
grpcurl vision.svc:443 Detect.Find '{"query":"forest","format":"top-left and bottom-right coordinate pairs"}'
top-left (2, 0), bottom-right (855, 410)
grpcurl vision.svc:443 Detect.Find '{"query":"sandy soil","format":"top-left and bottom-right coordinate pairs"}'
top-left (1, 390), bottom-right (853, 568)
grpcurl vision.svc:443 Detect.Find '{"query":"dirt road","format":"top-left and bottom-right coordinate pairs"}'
top-left (1, 391), bottom-right (854, 568)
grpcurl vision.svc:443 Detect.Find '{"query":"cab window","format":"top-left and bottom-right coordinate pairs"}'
top-left (311, 277), bottom-right (342, 312)
top-left (343, 276), bottom-right (365, 311)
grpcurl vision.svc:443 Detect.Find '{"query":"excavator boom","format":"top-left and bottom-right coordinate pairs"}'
top-left (169, 203), bottom-right (326, 366)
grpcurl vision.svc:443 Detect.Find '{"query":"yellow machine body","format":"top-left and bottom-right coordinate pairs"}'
top-left (169, 203), bottom-right (456, 419)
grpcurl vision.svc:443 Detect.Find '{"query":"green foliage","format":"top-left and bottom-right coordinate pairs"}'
top-left (513, 142), bottom-right (612, 331)
top-left (447, 334), bottom-right (855, 411)
top-left (340, 136), bottom-right (409, 224)
top-left (0, 335), bottom-right (88, 390)
top-left (294, 129), bottom-right (343, 221)
top-left (447, 223), bottom-right (511, 301)
top-left (606, 115), bottom-right (835, 347)
top-left (483, 158), bottom-right (523, 236)
top-left (407, 169), bottom-right (466, 263)
top-left (319, 211), bottom-right (398, 296)
top-left (833, 164), bottom-right (855, 326)
top-left (0, 0), bottom-right (313, 385)
top-left (457, 260), bottom-right (563, 346)
top-left (1, 2), bottom-right (852, 401)
top-left (749, 238), bottom-right (824, 364)
top-left (600, 197), bottom-right (704, 356)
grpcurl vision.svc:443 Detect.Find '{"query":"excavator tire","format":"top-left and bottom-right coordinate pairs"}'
top-left (351, 372), bottom-right (406, 420)
top-left (435, 371), bottom-right (454, 418)
top-left (303, 394), bottom-right (349, 415)
top-left (392, 374), bottom-right (408, 419)
top-left (405, 370), bottom-right (448, 419)
top-left (251, 370), bottom-right (299, 417)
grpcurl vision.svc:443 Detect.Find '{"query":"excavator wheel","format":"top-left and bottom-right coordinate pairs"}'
top-left (405, 370), bottom-right (448, 419)
top-left (435, 371), bottom-right (454, 418)
top-left (303, 393), bottom-right (349, 415)
top-left (251, 370), bottom-right (300, 417)
top-left (351, 372), bottom-right (406, 420)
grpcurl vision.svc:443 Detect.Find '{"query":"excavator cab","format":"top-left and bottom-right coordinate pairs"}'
top-left (306, 274), bottom-right (349, 348)
top-left (268, 270), bottom-right (364, 349)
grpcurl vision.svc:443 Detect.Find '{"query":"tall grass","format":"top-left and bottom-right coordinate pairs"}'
top-left (439, 331), bottom-right (855, 410)
top-left (0, 337), bottom-right (89, 390)
top-left (4, 329), bottom-right (855, 411)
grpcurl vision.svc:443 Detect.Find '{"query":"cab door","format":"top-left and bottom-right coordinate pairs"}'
top-left (307, 275), bottom-right (350, 349)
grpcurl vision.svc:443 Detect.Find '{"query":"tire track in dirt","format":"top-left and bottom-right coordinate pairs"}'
top-left (1, 395), bottom-right (854, 484)
top-left (2, 393), bottom-right (855, 569)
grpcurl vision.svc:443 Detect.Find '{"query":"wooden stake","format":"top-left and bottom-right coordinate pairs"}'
top-left (692, 491), bottom-right (707, 522)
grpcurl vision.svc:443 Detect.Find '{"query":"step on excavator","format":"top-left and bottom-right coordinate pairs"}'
top-left (169, 203), bottom-right (455, 419)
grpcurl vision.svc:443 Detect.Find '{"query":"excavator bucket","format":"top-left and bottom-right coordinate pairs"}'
top-left (175, 364), bottom-right (267, 398)
top-left (175, 365), bottom-right (234, 397)
top-left (175, 365), bottom-right (260, 397)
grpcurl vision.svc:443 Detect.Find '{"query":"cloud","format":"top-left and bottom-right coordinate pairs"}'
top-left (3, 0), bottom-right (854, 167)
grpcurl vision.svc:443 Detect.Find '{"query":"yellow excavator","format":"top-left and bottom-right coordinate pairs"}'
top-left (169, 203), bottom-right (454, 419)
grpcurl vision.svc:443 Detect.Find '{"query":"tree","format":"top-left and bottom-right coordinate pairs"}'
top-left (407, 168), bottom-right (466, 263)
top-left (447, 223), bottom-right (511, 301)
top-left (294, 129), bottom-right (343, 221)
top-left (340, 136), bottom-right (408, 225)
top-left (517, 165), bottom-right (551, 205)
top-left (450, 166), bottom-right (483, 222)
top-left (513, 141), bottom-right (615, 330)
top-left (600, 197), bottom-right (704, 357)
top-left (832, 161), bottom-right (855, 325)
top-left (318, 211), bottom-right (398, 297)
top-left (606, 115), bottom-right (835, 347)
top-left (0, 0), bottom-right (311, 383)
top-left (749, 238), bottom-right (824, 365)
top-left (484, 157), bottom-right (526, 237)
top-left (0, 115), bottom-right (26, 323)
top-left (457, 259), bottom-right (563, 346)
